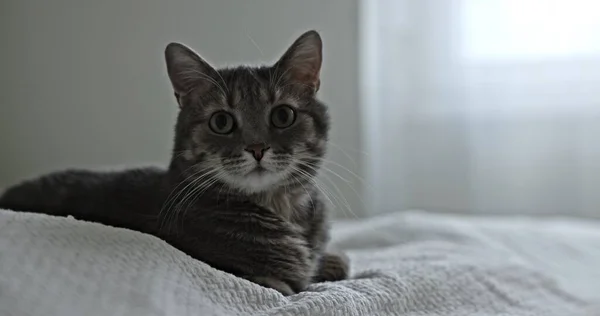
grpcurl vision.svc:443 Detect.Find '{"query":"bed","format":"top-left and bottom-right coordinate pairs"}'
top-left (1, 209), bottom-right (599, 316)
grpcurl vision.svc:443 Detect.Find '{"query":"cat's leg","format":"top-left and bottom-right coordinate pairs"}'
top-left (183, 203), bottom-right (315, 296)
top-left (313, 251), bottom-right (349, 283)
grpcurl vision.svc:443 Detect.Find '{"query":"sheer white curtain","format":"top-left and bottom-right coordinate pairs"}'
top-left (361, 0), bottom-right (600, 217)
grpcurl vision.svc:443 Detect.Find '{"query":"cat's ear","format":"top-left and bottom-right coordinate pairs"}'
top-left (164, 42), bottom-right (219, 108)
top-left (274, 30), bottom-right (323, 91)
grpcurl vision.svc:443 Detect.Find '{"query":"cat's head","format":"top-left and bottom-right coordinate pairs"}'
top-left (165, 31), bottom-right (329, 193)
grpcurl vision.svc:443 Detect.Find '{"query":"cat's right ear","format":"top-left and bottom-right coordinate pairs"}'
top-left (164, 42), bottom-right (218, 108)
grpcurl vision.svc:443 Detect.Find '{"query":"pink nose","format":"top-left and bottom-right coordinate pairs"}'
top-left (245, 143), bottom-right (270, 161)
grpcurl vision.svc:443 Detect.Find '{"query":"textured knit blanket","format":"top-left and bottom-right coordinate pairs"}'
top-left (1, 209), bottom-right (599, 316)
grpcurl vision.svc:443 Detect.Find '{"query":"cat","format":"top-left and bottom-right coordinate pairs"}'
top-left (0, 30), bottom-right (348, 295)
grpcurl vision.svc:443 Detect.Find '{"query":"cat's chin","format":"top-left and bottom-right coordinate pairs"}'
top-left (224, 169), bottom-right (288, 194)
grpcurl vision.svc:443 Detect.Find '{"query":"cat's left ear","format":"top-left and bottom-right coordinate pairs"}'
top-left (164, 42), bottom-right (219, 108)
top-left (274, 30), bottom-right (322, 92)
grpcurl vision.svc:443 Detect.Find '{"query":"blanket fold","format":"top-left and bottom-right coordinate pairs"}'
top-left (1, 209), bottom-right (599, 316)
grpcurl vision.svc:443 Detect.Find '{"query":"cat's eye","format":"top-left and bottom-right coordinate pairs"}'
top-left (270, 105), bottom-right (296, 128)
top-left (209, 111), bottom-right (235, 134)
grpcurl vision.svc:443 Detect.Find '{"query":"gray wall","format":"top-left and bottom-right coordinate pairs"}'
top-left (0, 0), bottom-right (363, 218)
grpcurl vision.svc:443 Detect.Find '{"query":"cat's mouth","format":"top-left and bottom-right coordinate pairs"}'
top-left (248, 165), bottom-right (268, 175)
top-left (225, 162), bottom-right (289, 193)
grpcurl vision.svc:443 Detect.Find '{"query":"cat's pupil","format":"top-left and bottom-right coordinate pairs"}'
top-left (277, 109), bottom-right (289, 123)
top-left (215, 114), bottom-right (227, 129)
top-left (271, 105), bottom-right (295, 128)
top-left (209, 112), bottom-right (234, 134)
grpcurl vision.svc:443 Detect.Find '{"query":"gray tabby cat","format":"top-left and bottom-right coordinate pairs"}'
top-left (0, 30), bottom-right (348, 295)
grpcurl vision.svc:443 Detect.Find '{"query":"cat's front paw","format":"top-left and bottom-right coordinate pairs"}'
top-left (249, 276), bottom-right (296, 296)
top-left (313, 252), bottom-right (349, 282)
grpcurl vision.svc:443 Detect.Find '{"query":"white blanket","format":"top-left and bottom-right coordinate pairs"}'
top-left (1, 209), bottom-right (599, 316)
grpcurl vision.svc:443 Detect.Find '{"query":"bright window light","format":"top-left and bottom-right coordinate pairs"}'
top-left (461, 0), bottom-right (600, 60)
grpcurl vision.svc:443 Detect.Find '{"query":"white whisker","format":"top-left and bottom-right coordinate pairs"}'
top-left (160, 166), bottom-right (221, 233)
top-left (328, 141), bottom-right (370, 156)
top-left (291, 166), bottom-right (342, 216)
top-left (295, 161), bottom-right (361, 219)
top-left (327, 143), bottom-right (359, 168)
top-left (159, 165), bottom-right (212, 229)
top-left (178, 69), bottom-right (228, 97)
top-left (247, 33), bottom-right (265, 57)
top-left (176, 172), bottom-right (223, 231)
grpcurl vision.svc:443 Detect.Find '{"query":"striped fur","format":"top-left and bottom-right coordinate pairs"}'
top-left (0, 31), bottom-right (348, 294)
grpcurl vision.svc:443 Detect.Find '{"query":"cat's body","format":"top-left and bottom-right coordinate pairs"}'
top-left (0, 168), bottom-right (164, 233)
top-left (0, 30), bottom-right (348, 295)
top-left (0, 166), bottom-right (341, 294)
